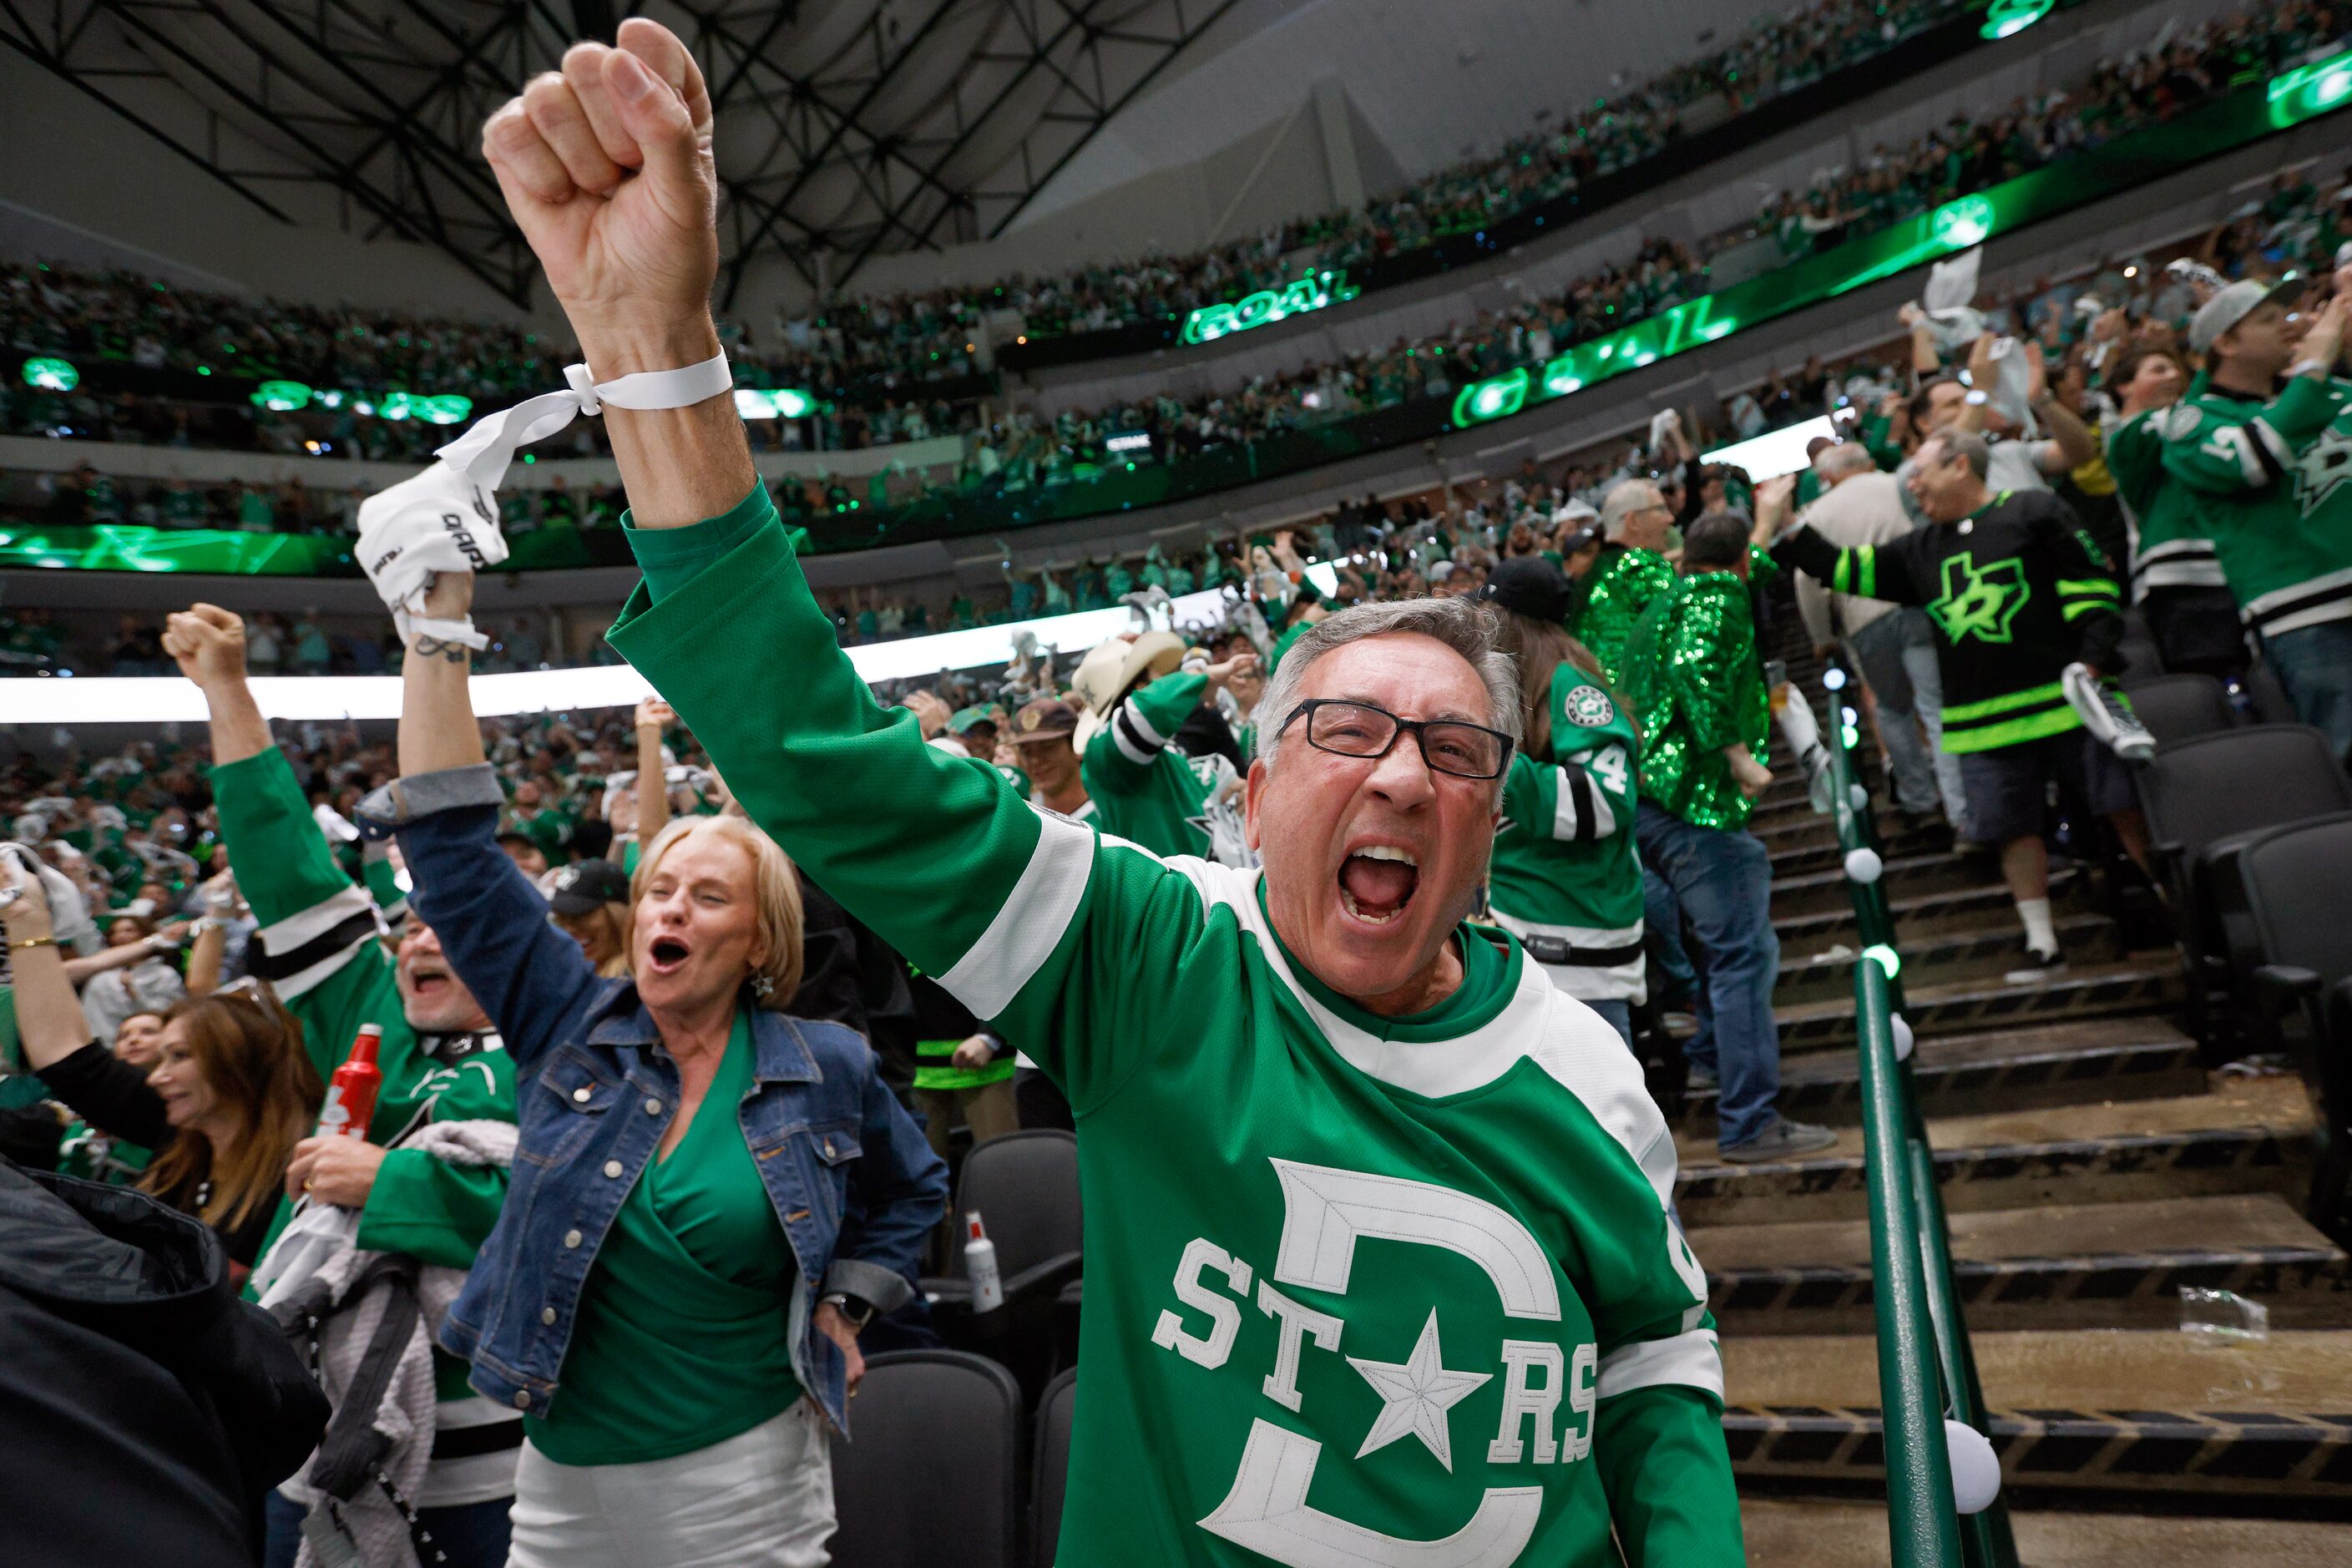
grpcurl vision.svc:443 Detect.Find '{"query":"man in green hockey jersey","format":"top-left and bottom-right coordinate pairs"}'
top-left (2158, 280), bottom-right (2352, 758)
top-left (1566, 479), bottom-right (1678, 686)
top-left (481, 23), bottom-right (1740, 1564)
top-left (2102, 342), bottom-right (2245, 677)
top-left (160, 604), bottom-right (521, 1565)
top-left (1773, 430), bottom-right (2149, 983)
top-left (1075, 631), bottom-right (1262, 864)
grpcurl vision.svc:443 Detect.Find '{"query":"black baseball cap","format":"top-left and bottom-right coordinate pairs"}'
top-left (1480, 556), bottom-right (1574, 623)
top-left (548, 858), bottom-right (631, 915)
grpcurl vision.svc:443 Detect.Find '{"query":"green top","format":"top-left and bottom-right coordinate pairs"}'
top-left (528, 1010), bottom-right (802, 1465)
top-left (1619, 573), bottom-right (1768, 832)
top-left (1565, 546), bottom-right (1675, 688)
top-left (1080, 671), bottom-right (1251, 866)
top-left (608, 489), bottom-right (1741, 1565)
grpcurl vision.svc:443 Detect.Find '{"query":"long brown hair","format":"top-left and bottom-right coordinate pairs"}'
top-left (141, 991), bottom-right (323, 1232)
top-left (1494, 610), bottom-right (1622, 763)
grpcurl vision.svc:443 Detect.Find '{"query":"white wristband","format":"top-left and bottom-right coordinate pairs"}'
top-left (434, 350), bottom-right (733, 493)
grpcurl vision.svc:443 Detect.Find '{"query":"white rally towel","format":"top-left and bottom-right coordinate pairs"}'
top-left (355, 353), bottom-right (733, 645)
top-left (1918, 245), bottom-right (1986, 352)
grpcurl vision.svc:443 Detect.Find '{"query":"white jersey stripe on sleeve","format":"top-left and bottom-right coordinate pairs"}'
top-left (1110, 703), bottom-right (1158, 767)
top-left (256, 882), bottom-right (380, 959)
top-left (1120, 694), bottom-right (1171, 748)
top-left (935, 810), bottom-right (1095, 1019)
top-left (1597, 1328), bottom-right (1723, 1402)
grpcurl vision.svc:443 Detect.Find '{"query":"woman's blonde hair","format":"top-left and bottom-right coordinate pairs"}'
top-left (556, 901), bottom-right (634, 979)
top-left (632, 814), bottom-right (804, 1009)
top-left (143, 990), bottom-right (322, 1231)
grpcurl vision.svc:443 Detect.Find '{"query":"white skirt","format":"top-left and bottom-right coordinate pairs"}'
top-left (507, 1400), bottom-right (835, 1568)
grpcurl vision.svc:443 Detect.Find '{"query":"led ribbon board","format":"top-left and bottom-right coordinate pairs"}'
top-left (1453, 49), bottom-right (2352, 431)
top-left (1979, 0), bottom-right (2053, 41)
top-left (1181, 271), bottom-right (1359, 346)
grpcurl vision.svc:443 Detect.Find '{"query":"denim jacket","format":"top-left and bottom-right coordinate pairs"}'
top-left (366, 765), bottom-right (947, 1435)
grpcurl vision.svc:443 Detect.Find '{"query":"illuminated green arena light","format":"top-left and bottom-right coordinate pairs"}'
top-left (250, 380), bottom-right (314, 412)
top-left (734, 387), bottom-right (818, 420)
top-left (1979, 0), bottom-right (2052, 41)
top-left (2270, 46), bottom-right (2352, 127)
top-left (1450, 367), bottom-right (1529, 427)
top-left (1864, 943), bottom-right (1903, 978)
top-left (23, 357), bottom-right (78, 392)
top-left (418, 393), bottom-right (473, 426)
top-left (1931, 193), bottom-right (1995, 249)
top-left (1181, 271), bottom-right (1360, 346)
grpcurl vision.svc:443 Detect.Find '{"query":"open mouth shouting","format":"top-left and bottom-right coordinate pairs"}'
top-left (1338, 843), bottom-right (1419, 927)
top-left (645, 932), bottom-right (692, 979)
top-left (404, 960), bottom-right (456, 1004)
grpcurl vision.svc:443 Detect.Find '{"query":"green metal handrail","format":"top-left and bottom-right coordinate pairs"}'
top-left (1817, 679), bottom-right (2019, 1568)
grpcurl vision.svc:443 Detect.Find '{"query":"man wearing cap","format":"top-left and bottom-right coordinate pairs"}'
top-left (1569, 480), bottom-right (1678, 687)
top-left (1006, 696), bottom-right (1093, 821)
top-left (947, 705), bottom-right (1000, 756)
top-left (2159, 279), bottom-right (2352, 757)
top-left (485, 24), bottom-right (1739, 1561)
top-left (1073, 633), bottom-right (1261, 864)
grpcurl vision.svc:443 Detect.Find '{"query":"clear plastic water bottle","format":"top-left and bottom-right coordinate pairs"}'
top-left (964, 1211), bottom-right (1004, 1313)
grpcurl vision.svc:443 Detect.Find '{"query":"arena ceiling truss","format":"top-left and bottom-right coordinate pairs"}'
top-left (1, 0), bottom-right (1243, 308)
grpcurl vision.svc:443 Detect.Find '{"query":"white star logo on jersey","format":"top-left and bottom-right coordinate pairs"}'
top-left (1348, 1310), bottom-right (1493, 1470)
top-left (2295, 425), bottom-right (2352, 518)
top-left (1563, 685), bottom-right (1615, 728)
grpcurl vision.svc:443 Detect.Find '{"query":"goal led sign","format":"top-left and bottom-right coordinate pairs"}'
top-left (1181, 271), bottom-right (1359, 346)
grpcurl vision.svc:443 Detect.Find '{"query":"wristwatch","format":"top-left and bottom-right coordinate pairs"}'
top-left (821, 1292), bottom-right (877, 1333)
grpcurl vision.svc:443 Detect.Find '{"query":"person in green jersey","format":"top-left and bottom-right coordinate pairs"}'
top-left (1568, 479), bottom-right (1677, 686)
top-left (479, 27), bottom-right (1742, 1562)
top-left (157, 604), bottom-right (523, 1568)
top-left (1074, 631), bottom-right (1261, 864)
top-left (1480, 559), bottom-right (1646, 1046)
top-left (2161, 279), bottom-right (2352, 759)
top-left (1621, 517), bottom-right (1835, 1163)
top-left (2102, 342), bottom-right (2246, 677)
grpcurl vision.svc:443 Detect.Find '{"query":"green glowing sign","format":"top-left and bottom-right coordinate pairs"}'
top-left (2269, 46), bottom-right (2352, 127)
top-left (1181, 271), bottom-right (1359, 346)
top-left (1932, 193), bottom-right (1995, 249)
top-left (250, 380), bottom-right (314, 412)
top-left (372, 391), bottom-right (473, 426)
top-left (23, 357), bottom-right (78, 392)
top-left (1450, 367), bottom-right (1529, 427)
top-left (1980, 0), bottom-right (2052, 40)
top-left (734, 387), bottom-right (817, 420)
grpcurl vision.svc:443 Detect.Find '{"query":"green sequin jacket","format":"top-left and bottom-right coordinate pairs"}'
top-left (1619, 571), bottom-right (1770, 832)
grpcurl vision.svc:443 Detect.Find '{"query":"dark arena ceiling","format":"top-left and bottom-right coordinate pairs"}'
top-left (1, 0), bottom-right (1246, 306)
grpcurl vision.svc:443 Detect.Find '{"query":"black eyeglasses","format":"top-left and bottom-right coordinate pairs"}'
top-left (1278, 700), bottom-right (1515, 781)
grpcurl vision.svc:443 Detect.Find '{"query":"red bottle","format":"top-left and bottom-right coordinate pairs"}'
top-left (315, 1024), bottom-right (383, 1141)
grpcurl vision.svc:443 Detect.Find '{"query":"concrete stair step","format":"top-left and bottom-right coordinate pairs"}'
top-left (1772, 851), bottom-right (1999, 918)
top-left (1696, 1191), bottom-right (2349, 1336)
top-left (1677, 1017), bottom-right (2207, 1135)
top-left (1739, 1498), bottom-right (2352, 1565)
top-left (1772, 868), bottom-right (2088, 948)
top-left (1774, 955), bottom-right (2184, 1051)
top-left (1722, 1328), bottom-right (2352, 1505)
top-left (1773, 913), bottom-right (2121, 1007)
top-left (1677, 1077), bottom-right (2314, 1227)
top-left (1765, 830), bottom-right (1951, 880)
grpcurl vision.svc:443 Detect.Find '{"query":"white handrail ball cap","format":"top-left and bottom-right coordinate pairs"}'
top-left (1844, 847), bottom-right (1884, 884)
top-left (1891, 1013), bottom-right (1916, 1063)
top-left (1945, 1419), bottom-right (2001, 1514)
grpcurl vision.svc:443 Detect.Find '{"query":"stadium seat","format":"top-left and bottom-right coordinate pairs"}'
top-left (2243, 658), bottom-right (2301, 726)
top-left (827, 1350), bottom-right (1024, 1568)
top-left (2135, 726), bottom-right (2352, 1056)
top-left (2238, 816), bottom-right (2352, 1240)
top-left (2113, 631), bottom-right (2166, 685)
top-left (2122, 674), bottom-right (2235, 747)
top-left (921, 1130), bottom-right (1082, 1391)
top-left (1031, 1368), bottom-right (1079, 1568)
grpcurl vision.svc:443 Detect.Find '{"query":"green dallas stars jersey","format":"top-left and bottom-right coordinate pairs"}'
top-left (215, 747), bottom-right (517, 1440)
top-left (1487, 672), bottom-right (1646, 1002)
top-left (609, 492), bottom-right (1739, 1568)
top-left (1082, 670), bottom-right (1253, 866)
top-left (2157, 372), bottom-right (2352, 637)
top-left (2103, 407), bottom-right (2225, 598)
top-left (1774, 489), bottom-right (2124, 753)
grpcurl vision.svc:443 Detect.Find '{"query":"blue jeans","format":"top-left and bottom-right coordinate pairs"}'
top-left (2262, 620), bottom-right (2352, 766)
top-left (1847, 607), bottom-right (1968, 830)
top-left (265, 1488), bottom-right (513, 1568)
top-left (1641, 867), bottom-right (1697, 1004)
top-left (1635, 802), bottom-right (1783, 1151)
top-left (1584, 997), bottom-right (1634, 1049)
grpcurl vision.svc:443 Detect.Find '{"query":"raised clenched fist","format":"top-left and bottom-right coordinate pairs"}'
top-left (161, 604), bottom-right (249, 690)
top-left (482, 19), bottom-right (719, 371)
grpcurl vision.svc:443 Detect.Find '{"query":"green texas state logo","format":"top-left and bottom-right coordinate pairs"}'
top-left (1150, 1160), bottom-right (1702, 1564)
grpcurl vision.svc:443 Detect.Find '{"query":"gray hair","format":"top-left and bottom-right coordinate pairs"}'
top-left (1814, 442), bottom-right (1874, 480)
top-left (1599, 480), bottom-right (1664, 541)
top-left (1256, 597), bottom-right (1522, 774)
top-left (1923, 427), bottom-right (1991, 479)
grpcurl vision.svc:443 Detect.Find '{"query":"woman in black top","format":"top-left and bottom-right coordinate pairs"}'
top-left (3, 852), bottom-right (320, 1268)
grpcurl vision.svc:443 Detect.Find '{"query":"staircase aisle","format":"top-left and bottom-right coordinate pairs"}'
top-left (1707, 641), bottom-right (2352, 1562)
